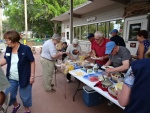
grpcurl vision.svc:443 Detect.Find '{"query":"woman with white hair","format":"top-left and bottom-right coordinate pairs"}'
top-left (66, 39), bottom-right (82, 82)
top-left (92, 31), bottom-right (110, 66)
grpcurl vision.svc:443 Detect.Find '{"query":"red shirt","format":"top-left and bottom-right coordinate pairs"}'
top-left (92, 38), bottom-right (110, 65)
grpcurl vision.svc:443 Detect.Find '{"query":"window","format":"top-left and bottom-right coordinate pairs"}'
top-left (67, 32), bottom-right (69, 40)
top-left (74, 26), bottom-right (81, 39)
top-left (106, 22), bottom-right (109, 38)
top-left (109, 19), bottom-right (124, 38)
top-left (98, 22), bottom-right (106, 37)
top-left (81, 25), bottom-right (88, 40)
top-left (88, 24), bottom-right (97, 34)
top-left (73, 19), bottom-right (124, 40)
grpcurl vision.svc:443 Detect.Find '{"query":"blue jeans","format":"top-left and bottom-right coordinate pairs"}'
top-left (5, 79), bottom-right (32, 107)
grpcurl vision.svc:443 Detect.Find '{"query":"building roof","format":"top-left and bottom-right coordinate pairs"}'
top-left (51, 0), bottom-right (116, 22)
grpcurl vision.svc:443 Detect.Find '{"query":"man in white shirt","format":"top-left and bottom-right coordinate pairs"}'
top-left (66, 39), bottom-right (81, 60)
top-left (66, 39), bottom-right (82, 82)
top-left (40, 34), bottom-right (65, 92)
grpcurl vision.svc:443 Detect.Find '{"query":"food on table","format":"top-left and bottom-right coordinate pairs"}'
top-left (89, 76), bottom-right (99, 82)
top-left (76, 60), bottom-right (82, 66)
top-left (115, 82), bottom-right (123, 90)
top-left (98, 75), bottom-right (107, 81)
top-left (111, 72), bottom-right (122, 82)
top-left (101, 78), bottom-right (113, 88)
top-left (64, 64), bottom-right (74, 74)
top-left (75, 71), bottom-right (84, 76)
top-left (79, 55), bottom-right (85, 61)
top-left (84, 65), bottom-right (93, 69)
top-left (68, 65), bottom-right (74, 71)
top-left (108, 86), bottom-right (117, 97)
top-left (101, 65), bottom-right (114, 70)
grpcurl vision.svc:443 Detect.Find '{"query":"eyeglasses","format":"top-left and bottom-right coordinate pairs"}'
top-left (95, 38), bottom-right (100, 41)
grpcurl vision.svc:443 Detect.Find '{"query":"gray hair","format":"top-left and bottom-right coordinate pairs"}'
top-left (52, 34), bottom-right (61, 40)
top-left (95, 31), bottom-right (104, 37)
top-left (72, 39), bottom-right (79, 44)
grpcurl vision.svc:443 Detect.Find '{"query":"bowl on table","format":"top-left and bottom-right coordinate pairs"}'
top-left (101, 78), bottom-right (113, 88)
top-left (108, 85), bottom-right (117, 97)
top-left (111, 72), bottom-right (124, 83)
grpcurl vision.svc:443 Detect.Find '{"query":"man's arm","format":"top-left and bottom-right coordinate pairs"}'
top-left (117, 84), bottom-right (131, 107)
top-left (113, 60), bottom-right (129, 72)
top-left (106, 60), bottom-right (129, 73)
top-left (104, 59), bottom-right (112, 66)
top-left (0, 58), bottom-right (7, 66)
top-left (51, 52), bottom-right (64, 59)
top-left (91, 50), bottom-right (96, 57)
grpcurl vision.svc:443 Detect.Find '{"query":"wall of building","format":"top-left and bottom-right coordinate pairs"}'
top-left (61, 2), bottom-right (125, 32)
top-left (61, 1), bottom-right (149, 54)
top-left (73, 3), bottom-right (124, 26)
top-left (61, 3), bottom-right (125, 52)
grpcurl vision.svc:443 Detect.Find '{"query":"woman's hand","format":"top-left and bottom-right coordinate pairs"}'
top-left (30, 77), bottom-right (35, 84)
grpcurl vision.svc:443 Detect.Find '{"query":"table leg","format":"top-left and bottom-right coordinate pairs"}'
top-left (54, 66), bottom-right (57, 87)
top-left (73, 80), bottom-right (83, 101)
top-left (64, 74), bottom-right (67, 99)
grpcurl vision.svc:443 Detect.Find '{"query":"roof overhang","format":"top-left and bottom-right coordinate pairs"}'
top-left (51, 0), bottom-right (116, 22)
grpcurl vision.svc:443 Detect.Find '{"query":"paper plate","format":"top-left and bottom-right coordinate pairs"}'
top-left (101, 66), bottom-right (114, 70)
top-left (91, 57), bottom-right (100, 60)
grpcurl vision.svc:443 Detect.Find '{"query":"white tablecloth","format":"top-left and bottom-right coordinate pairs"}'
top-left (69, 69), bottom-right (124, 109)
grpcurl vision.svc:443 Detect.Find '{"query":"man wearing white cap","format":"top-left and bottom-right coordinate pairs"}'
top-left (66, 39), bottom-right (82, 82)
top-left (66, 39), bottom-right (81, 60)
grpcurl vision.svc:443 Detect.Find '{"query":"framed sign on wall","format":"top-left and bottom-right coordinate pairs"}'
top-left (128, 23), bottom-right (141, 41)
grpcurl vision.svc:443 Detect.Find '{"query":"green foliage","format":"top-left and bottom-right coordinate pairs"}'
top-left (2, 0), bottom-right (87, 37)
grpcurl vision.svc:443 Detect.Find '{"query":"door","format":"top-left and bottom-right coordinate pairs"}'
top-left (65, 29), bottom-right (70, 44)
top-left (123, 15), bottom-right (148, 55)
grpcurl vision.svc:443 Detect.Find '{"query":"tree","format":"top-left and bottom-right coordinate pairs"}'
top-left (2, 0), bottom-right (87, 37)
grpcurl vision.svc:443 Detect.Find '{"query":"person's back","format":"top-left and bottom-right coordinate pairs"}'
top-left (110, 29), bottom-right (126, 47)
top-left (110, 35), bottom-right (126, 47)
top-left (41, 39), bottom-right (56, 60)
top-left (124, 58), bottom-right (150, 113)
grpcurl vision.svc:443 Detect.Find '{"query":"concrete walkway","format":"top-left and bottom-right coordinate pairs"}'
top-left (3, 48), bottom-right (123, 113)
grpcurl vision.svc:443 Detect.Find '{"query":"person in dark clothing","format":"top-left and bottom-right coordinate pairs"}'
top-left (61, 42), bottom-right (68, 61)
top-left (110, 29), bottom-right (126, 47)
top-left (116, 49), bottom-right (150, 113)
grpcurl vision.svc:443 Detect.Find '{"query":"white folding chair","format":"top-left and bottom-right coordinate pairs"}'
top-left (0, 93), bottom-right (10, 113)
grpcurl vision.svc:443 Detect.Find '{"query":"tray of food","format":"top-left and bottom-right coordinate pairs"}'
top-left (110, 72), bottom-right (124, 83)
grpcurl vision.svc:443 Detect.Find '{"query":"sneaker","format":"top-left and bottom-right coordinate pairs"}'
top-left (51, 84), bottom-right (54, 87)
top-left (48, 89), bottom-right (56, 93)
top-left (11, 103), bottom-right (21, 113)
top-left (67, 79), bottom-right (72, 83)
top-left (24, 111), bottom-right (31, 113)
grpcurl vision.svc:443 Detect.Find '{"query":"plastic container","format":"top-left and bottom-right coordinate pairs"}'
top-left (82, 86), bottom-right (103, 107)
top-left (89, 76), bottom-right (99, 82)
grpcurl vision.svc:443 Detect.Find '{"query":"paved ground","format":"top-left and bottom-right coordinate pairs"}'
top-left (2, 48), bottom-right (123, 113)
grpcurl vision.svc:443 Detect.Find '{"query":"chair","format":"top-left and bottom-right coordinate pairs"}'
top-left (0, 93), bottom-right (10, 113)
